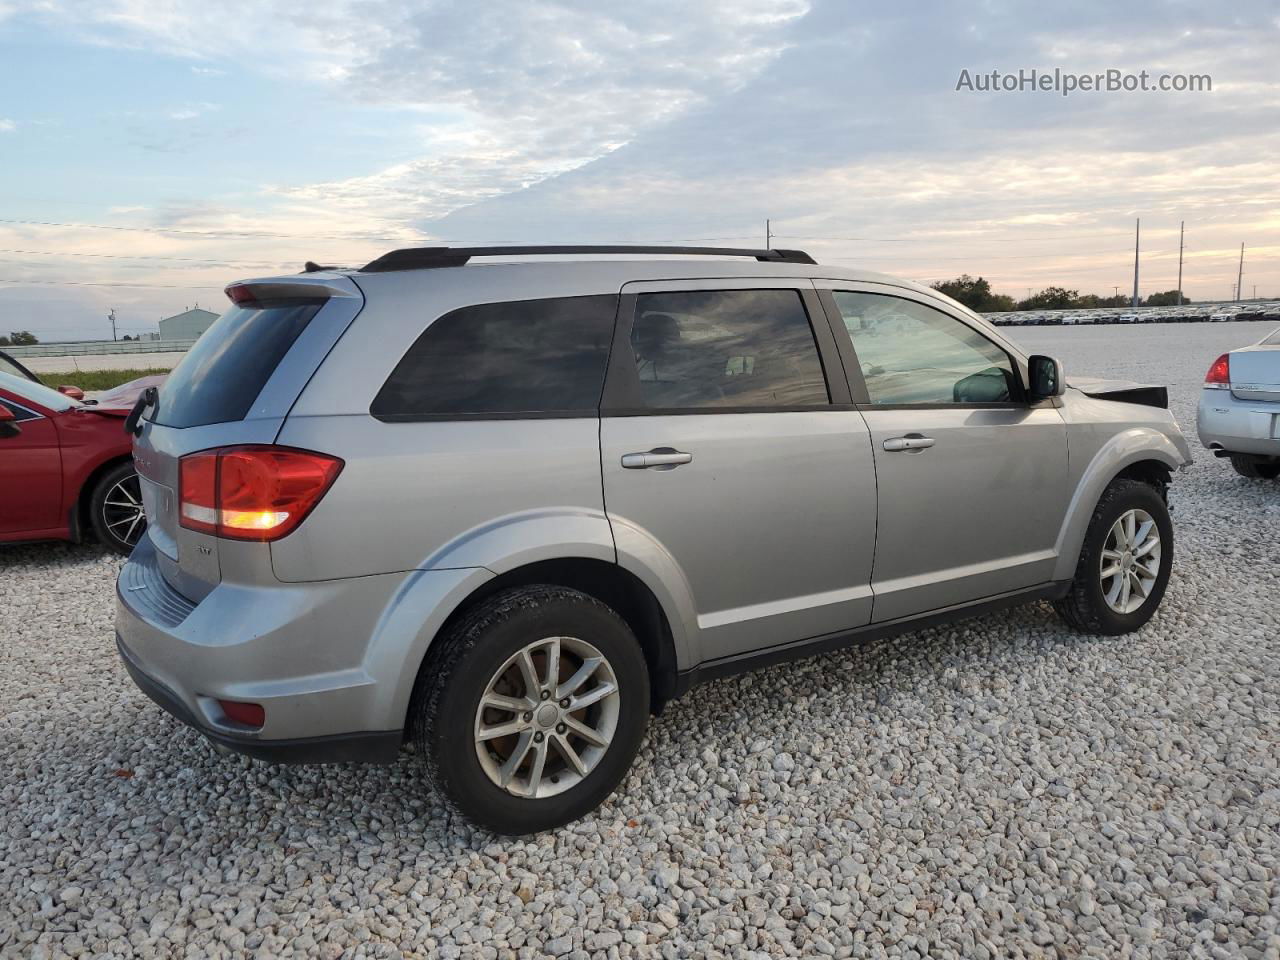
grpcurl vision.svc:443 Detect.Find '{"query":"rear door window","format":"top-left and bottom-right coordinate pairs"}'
top-left (371, 295), bottom-right (617, 419)
top-left (153, 300), bottom-right (324, 428)
top-left (627, 289), bottom-right (829, 409)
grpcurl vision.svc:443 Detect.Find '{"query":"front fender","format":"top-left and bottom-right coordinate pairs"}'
top-left (1052, 428), bottom-right (1187, 581)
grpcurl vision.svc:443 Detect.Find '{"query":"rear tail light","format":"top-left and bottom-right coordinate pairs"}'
top-left (225, 284), bottom-right (257, 305)
top-left (1204, 353), bottom-right (1231, 387)
top-left (179, 445), bottom-right (343, 541)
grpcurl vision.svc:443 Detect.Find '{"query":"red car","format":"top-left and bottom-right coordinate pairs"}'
top-left (0, 370), bottom-right (146, 555)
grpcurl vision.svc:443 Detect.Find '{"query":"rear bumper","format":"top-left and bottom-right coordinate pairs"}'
top-left (1197, 388), bottom-right (1280, 456)
top-left (114, 533), bottom-right (414, 761)
top-left (116, 635), bottom-right (401, 763)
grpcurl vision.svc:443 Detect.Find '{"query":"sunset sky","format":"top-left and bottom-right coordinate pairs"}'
top-left (1, 0), bottom-right (1277, 339)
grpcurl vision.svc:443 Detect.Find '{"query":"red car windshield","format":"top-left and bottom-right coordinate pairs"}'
top-left (0, 370), bottom-right (80, 412)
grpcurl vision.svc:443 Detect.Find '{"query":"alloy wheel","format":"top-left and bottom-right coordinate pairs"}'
top-left (1099, 507), bottom-right (1161, 615)
top-left (473, 636), bottom-right (620, 799)
top-left (102, 473), bottom-right (147, 548)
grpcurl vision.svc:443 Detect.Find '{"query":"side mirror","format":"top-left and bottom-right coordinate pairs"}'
top-left (0, 404), bottom-right (20, 439)
top-left (58, 385), bottom-right (85, 400)
top-left (1027, 355), bottom-right (1065, 400)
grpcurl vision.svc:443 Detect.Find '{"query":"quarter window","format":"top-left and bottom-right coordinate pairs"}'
top-left (372, 295), bottom-right (617, 419)
top-left (629, 289), bottom-right (829, 409)
top-left (831, 292), bottom-right (1018, 405)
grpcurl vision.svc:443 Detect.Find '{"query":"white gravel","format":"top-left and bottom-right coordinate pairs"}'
top-left (2, 322), bottom-right (1278, 959)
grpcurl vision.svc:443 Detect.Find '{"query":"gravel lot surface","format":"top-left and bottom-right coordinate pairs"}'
top-left (2, 322), bottom-right (1278, 959)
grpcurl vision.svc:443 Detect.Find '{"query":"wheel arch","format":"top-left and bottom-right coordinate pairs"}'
top-left (399, 557), bottom-right (683, 735)
top-left (74, 453), bottom-right (135, 542)
top-left (1053, 430), bottom-right (1182, 581)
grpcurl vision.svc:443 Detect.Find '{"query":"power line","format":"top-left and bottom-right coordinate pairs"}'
top-left (0, 217), bottom-right (765, 245)
top-left (0, 247), bottom-right (291, 267)
top-left (0, 278), bottom-right (223, 289)
top-left (775, 230), bottom-right (1136, 243)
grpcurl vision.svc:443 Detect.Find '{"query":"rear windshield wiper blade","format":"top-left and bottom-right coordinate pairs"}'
top-left (123, 386), bottom-right (159, 436)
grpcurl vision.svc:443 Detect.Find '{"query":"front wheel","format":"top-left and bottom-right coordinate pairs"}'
top-left (413, 585), bottom-right (650, 835)
top-left (1230, 454), bottom-right (1280, 480)
top-left (89, 461), bottom-right (148, 556)
top-left (1053, 479), bottom-right (1173, 635)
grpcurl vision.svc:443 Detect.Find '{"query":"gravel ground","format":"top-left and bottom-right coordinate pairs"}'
top-left (2, 322), bottom-right (1278, 959)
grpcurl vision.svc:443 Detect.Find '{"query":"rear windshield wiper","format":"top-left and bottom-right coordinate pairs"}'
top-left (123, 386), bottom-right (159, 436)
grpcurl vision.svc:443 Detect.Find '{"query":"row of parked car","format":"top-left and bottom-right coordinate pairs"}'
top-left (988, 301), bottom-right (1280, 327)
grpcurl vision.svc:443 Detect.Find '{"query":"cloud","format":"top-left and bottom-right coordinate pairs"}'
top-left (0, 118), bottom-right (14, 132)
top-left (4, 0), bottom-right (1280, 335)
top-left (168, 101), bottom-right (219, 121)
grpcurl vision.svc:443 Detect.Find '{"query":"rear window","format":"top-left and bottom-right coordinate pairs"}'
top-left (371, 295), bottom-right (617, 419)
top-left (152, 300), bottom-right (323, 428)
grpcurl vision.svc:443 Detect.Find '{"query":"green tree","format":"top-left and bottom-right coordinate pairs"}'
top-left (1143, 290), bottom-right (1190, 306)
top-left (1017, 287), bottom-right (1079, 310)
top-left (7, 330), bottom-right (38, 345)
top-left (930, 274), bottom-right (1016, 312)
top-left (0, 335), bottom-right (10, 347)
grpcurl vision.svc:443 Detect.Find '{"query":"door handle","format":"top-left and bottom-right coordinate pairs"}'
top-left (621, 449), bottom-right (693, 469)
top-left (882, 435), bottom-right (935, 452)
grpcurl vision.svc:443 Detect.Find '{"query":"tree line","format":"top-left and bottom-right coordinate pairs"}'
top-left (0, 331), bottom-right (39, 346)
top-left (930, 275), bottom-right (1190, 312)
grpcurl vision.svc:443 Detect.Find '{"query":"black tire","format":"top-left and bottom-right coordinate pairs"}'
top-left (89, 461), bottom-right (148, 556)
top-left (1230, 454), bottom-right (1280, 480)
top-left (1053, 479), bottom-right (1173, 636)
top-left (412, 585), bottom-right (650, 835)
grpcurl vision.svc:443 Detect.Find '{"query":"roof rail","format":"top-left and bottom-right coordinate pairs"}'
top-left (359, 245), bottom-right (816, 273)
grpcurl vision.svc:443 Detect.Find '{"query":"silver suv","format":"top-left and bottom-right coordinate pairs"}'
top-left (116, 246), bottom-right (1193, 834)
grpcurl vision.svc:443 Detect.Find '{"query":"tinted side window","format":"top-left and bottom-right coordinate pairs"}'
top-left (629, 290), bottom-right (829, 409)
top-left (154, 300), bottom-right (323, 428)
top-left (832, 292), bottom-right (1017, 405)
top-left (372, 295), bottom-right (616, 419)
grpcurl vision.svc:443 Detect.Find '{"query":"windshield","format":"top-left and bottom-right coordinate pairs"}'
top-left (0, 370), bottom-right (79, 412)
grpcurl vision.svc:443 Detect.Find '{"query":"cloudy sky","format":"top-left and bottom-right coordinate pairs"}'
top-left (1, 0), bottom-right (1277, 339)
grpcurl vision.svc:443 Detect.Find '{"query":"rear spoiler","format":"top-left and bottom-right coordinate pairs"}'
top-left (224, 275), bottom-right (362, 303)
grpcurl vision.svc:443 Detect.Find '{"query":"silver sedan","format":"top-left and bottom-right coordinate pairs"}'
top-left (1197, 326), bottom-right (1280, 478)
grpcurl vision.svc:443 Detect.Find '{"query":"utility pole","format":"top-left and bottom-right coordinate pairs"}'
top-left (1176, 221), bottom-right (1184, 305)
top-left (1113, 285), bottom-right (1120, 299)
top-left (1236, 243), bottom-right (1245, 302)
top-left (765, 219), bottom-right (772, 250)
top-left (1131, 218), bottom-right (1140, 307)
top-left (108, 308), bottom-right (117, 342)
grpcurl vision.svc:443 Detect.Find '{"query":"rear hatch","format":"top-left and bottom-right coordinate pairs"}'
top-left (1230, 344), bottom-right (1280, 402)
top-left (132, 275), bottom-right (363, 599)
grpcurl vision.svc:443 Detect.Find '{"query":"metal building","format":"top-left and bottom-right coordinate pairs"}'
top-left (158, 307), bottom-right (219, 341)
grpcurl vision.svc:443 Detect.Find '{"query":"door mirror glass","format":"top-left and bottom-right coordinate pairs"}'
top-left (1028, 355), bottom-right (1065, 400)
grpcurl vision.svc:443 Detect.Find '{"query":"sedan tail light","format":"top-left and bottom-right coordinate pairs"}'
top-left (179, 445), bottom-right (343, 541)
top-left (1204, 353), bottom-right (1231, 388)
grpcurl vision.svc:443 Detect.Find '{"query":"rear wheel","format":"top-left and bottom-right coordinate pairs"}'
top-left (1230, 454), bottom-right (1280, 480)
top-left (413, 585), bottom-right (650, 835)
top-left (89, 461), bottom-right (148, 556)
top-left (1053, 479), bottom-right (1173, 635)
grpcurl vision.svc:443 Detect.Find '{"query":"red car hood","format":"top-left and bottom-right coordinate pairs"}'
top-left (88, 374), bottom-right (166, 414)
